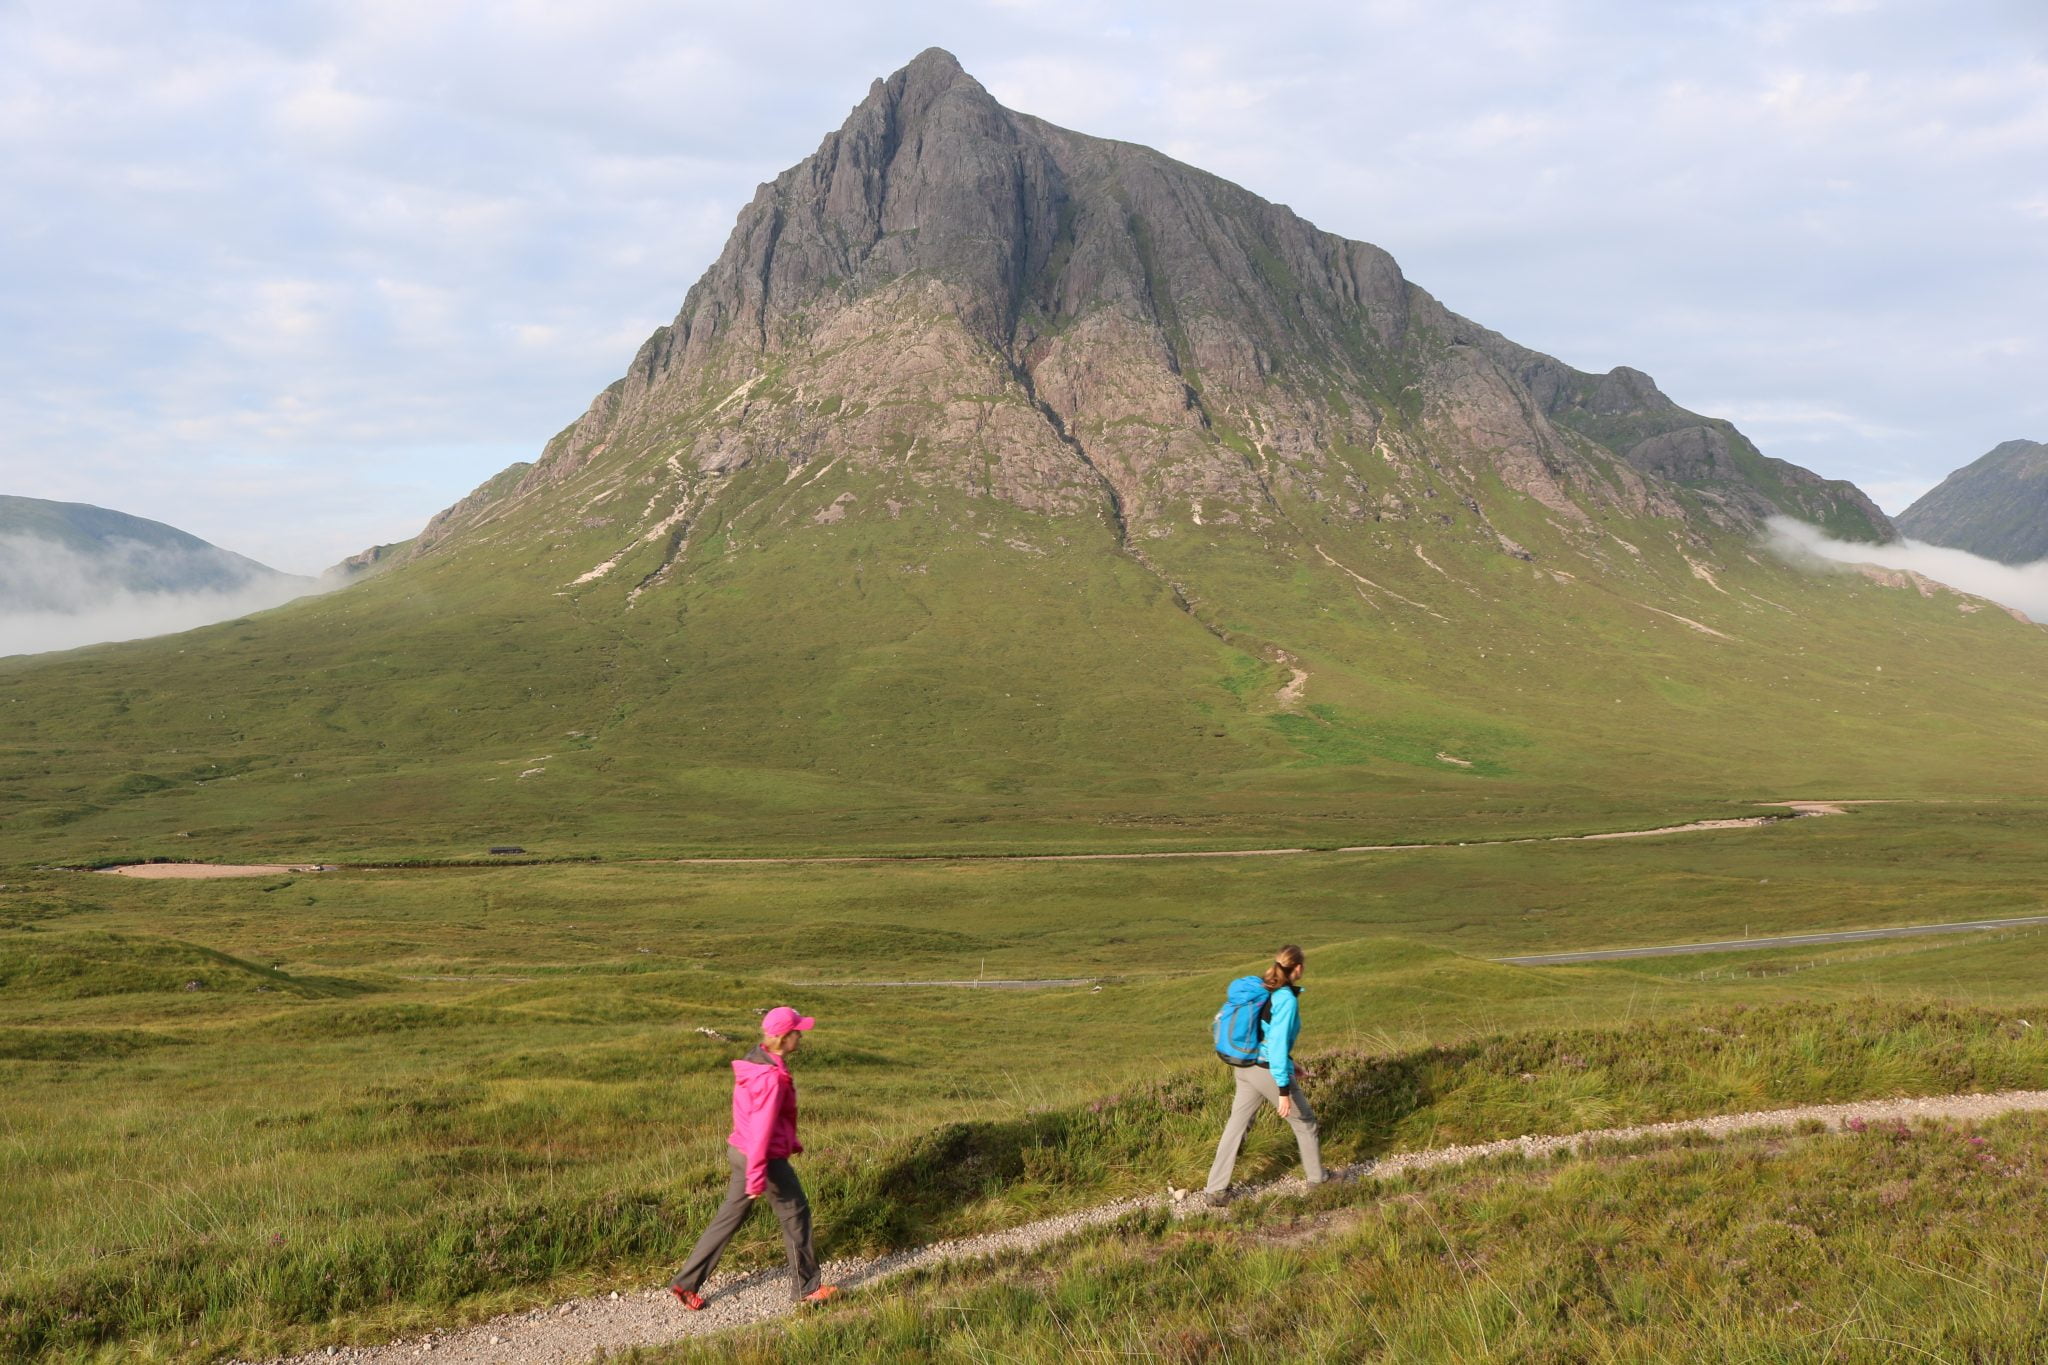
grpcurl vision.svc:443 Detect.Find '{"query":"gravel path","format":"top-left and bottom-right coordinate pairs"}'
top-left (789, 977), bottom-right (1096, 990)
top-left (246, 1086), bottom-right (2048, 1365)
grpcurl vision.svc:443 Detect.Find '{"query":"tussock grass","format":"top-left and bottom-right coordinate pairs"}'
top-left (5, 812), bottom-right (2048, 1360)
top-left (6, 995), bottom-right (2048, 1361)
top-left (0, 932), bottom-right (337, 999)
top-left (661, 1110), bottom-right (2048, 1362)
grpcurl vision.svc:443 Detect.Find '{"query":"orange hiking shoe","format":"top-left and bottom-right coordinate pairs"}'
top-left (801, 1285), bottom-right (839, 1305)
top-left (669, 1286), bottom-right (706, 1311)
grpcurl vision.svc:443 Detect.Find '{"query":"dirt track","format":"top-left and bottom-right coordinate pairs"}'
top-left (247, 1086), bottom-right (2048, 1365)
top-left (669, 800), bottom-right (1860, 867)
top-left (95, 801), bottom-right (1868, 879)
top-left (96, 863), bottom-right (328, 879)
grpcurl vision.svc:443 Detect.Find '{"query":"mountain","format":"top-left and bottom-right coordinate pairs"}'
top-left (0, 496), bottom-right (316, 657)
top-left (0, 496), bottom-right (306, 608)
top-left (1, 50), bottom-right (2040, 862)
top-left (410, 49), bottom-right (1889, 572)
top-left (1896, 440), bottom-right (2048, 564)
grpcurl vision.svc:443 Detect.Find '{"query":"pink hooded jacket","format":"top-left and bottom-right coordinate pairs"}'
top-left (727, 1046), bottom-right (802, 1196)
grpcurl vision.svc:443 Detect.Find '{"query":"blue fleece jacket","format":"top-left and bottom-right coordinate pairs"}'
top-left (1259, 986), bottom-right (1301, 1092)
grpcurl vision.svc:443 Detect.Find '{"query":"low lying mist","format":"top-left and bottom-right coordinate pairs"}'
top-left (1765, 517), bottom-right (2048, 623)
top-left (0, 534), bottom-right (330, 657)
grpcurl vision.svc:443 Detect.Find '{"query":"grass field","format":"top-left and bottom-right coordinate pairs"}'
top-left (653, 1108), bottom-right (2048, 1363)
top-left (10, 89), bottom-right (2048, 1362)
top-left (5, 803), bottom-right (2048, 1361)
top-left (5, 465), bottom-right (2047, 870)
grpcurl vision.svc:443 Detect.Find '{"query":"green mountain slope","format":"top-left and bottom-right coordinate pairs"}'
top-left (1897, 439), bottom-right (2048, 564)
top-left (0, 495), bottom-right (306, 610)
top-left (1, 51), bottom-right (2042, 862)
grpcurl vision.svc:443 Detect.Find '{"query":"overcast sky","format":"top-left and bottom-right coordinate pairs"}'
top-left (2, 0), bottom-right (2042, 573)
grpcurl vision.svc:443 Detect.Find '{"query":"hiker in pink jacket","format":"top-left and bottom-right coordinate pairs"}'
top-left (668, 1007), bottom-right (839, 1308)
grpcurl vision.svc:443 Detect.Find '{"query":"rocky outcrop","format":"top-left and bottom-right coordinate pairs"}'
top-left (1898, 439), bottom-right (2048, 564)
top-left (401, 48), bottom-right (1896, 573)
top-left (1457, 329), bottom-right (1892, 541)
top-left (1627, 426), bottom-right (1740, 484)
top-left (328, 541), bottom-right (410, 581)
top-left (409, 462), bottom-right (535, 554)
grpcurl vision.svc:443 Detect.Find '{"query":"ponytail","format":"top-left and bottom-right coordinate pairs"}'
top-left (1260, 945), bottom-right (1305, 989)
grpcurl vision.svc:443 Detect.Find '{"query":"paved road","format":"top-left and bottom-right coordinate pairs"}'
top-left (1495, 913), bottom-right (2048, 966)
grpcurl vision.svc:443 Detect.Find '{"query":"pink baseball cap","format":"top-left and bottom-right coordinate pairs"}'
top-left (762, 1006), bottom-right (815, 1037)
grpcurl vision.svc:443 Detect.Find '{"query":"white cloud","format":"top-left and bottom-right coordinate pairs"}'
top-left (1766, 516), bottom-right (2048, 622)
top-left (276, 69), bottom-right (390, 146)
top-left (1858, 477), bottom-right (1938, 514)
top-left (0, 0), bottom-right (2044, 575)
top-left (1757, 68), bottom-right (1874, 133)
top-left (0, 533), bottom-right (326, 657)
top-left (981, 55), bottom-right (1138, 131)
top-left (1696, 401), bottom-right (1912, 443)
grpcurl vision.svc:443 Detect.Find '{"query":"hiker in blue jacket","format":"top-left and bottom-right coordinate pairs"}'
top-left (1202, 944), bottom-right (1323, 1204)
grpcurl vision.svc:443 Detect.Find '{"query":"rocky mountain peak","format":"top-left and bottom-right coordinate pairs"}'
top-left (1898, 438), bottom-right (2048, 563)
top-left (648, 43), bottom-right (1058, 371)
top-left (401, 49), bottom-right (1896, 576)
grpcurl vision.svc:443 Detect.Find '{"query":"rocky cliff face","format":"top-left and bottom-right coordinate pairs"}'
top-left (1897, 440), bottom-right (2048, 564)
top-left (405, 48), bottom-right (1893, 585)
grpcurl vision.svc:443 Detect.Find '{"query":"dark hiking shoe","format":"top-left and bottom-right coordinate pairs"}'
top-left (801, 1285), bottom-right (840, 1305)
top-left (1197, 1189), bottom-right (1232, 1209)
top-left (670, 1286), bottom-right (706, 1311)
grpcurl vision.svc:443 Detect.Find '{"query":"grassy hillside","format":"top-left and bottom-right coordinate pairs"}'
top-left (5, 804), bottom-right (2048, 1360)
top-left (8, 49), bottom-right (2043, 1364)
top-left (666, 1108), bottom-right (2048, 1363)
top-left (3, 470), bottom-right (2044, 864)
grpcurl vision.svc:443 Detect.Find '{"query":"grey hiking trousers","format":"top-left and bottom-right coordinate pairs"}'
top-left (671, 1147), bottom-right (822, 1300)
top-left (1204, 1064), bottom-right (1323, 1193)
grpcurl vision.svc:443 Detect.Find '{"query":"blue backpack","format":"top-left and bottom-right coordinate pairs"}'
top-left (1213, 975), bottom-right (1275, 1066)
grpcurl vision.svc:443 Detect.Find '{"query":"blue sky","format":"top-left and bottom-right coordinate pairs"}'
top-left (1, 0), bottom-right (2042, 573)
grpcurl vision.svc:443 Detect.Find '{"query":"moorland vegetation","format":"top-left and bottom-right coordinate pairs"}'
top-left (7, 806), bottom-right (2048, 1360)
top-left (5, 48), bottom-right (2048, 1364)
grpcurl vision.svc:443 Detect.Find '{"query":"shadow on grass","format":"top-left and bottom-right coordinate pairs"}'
top-left (819, 1046), bottom-right (1478, 1256)
top-left (14, 1000), bottom-right (2048, 1362)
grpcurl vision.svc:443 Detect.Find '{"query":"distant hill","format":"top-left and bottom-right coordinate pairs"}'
top-left (0, 496), bottom-right (303, 606)
top-left (1896, 440), bottom-right (2048, 564)
top-left (0, 496), bottom-right (313, 655)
